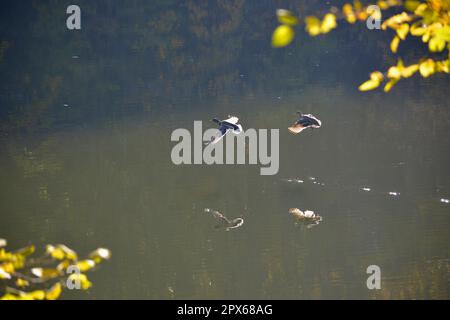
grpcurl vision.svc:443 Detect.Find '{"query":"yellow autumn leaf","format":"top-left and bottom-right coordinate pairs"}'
top-left (305, 16), bottom-right (321, 36)
top-left (15, 278), bottom-right (30, 287)
top-left (31, 267), bottom-right (62, 279)
top-left (436, 26), bottom-right (450, 41)
top-left (89, 248), bottom-right (111, 263)
top-left (276, 9), bottom-right (299, 26)
top-left (384, 78), bottom-right (399, 92)
top-left (436, 60), bottom-right (450, 73)
top-left (0, 266), bottom-right (11, 279)
top-left (414, 3), bottom-right (429, 16)
top-left (1, 262), bottom-right (15, 273)
top-left (396, 23), bottom-right (409, 40)
top-left (343, 4), bottom-right (356, 24)
top-left (422, 29), bottom-right (432, 42)
top-left (370, 71), bottom-right (384, 82)
top-left (354, 0), bottom-right (363, 11)
top-left (419, 59), bottom-right (436, 77)
top-left (46, 244), bottom-right (77, 261)
top-left (391, 35), bottom-right (401, 53)
top-left (359, 79), bottom-right (381, 91)
top-left (404, 0), bottom-right (421, 12)
top-left (382, 12), bottom-right (412, 30)
top-left (68, 273), bottom-right (92, 290)
top-left (377, 1), bottom-right (389, 10)
top-left (46, 282), bottom-right (62, 300)
top-left (75, 259), bottom-right (96, 272)
top-left (56, 260), bottom-right (71, 272)
top-left (0, 248), bottom-right (13, 260)
top-left (321, 13), bottom-right (337, 34)
top-left (271, 25), bottom-right (295, 47)
top-left (26, 290), bottom-right (46, 300)
top-left (429, 36), bottom-right (446, 52)
top-left (410, 24), bottom-right (426, 36)
top-left (401, 64), bottom-right (419, 77)
top-left (387, 66), bottom-right (402, 79)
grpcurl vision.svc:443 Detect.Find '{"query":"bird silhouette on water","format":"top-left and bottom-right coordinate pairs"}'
top-left (204, 208), bottom-right (244, 231)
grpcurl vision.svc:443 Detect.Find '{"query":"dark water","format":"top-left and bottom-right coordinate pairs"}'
top-left (0, 1), bottom-right (449, 299)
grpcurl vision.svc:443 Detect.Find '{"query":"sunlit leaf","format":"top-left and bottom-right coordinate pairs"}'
top-left (384, 78), bottom-right (399, 92)
top-left (354, 0), bottom-right (363, 12)
top-left (0, 248), bottom-right (13, 261)
top-left (382, 12), bottom-right (412, 30)
top-left (46, 244), bottom-right (77, 261)
top-left (14, 245), bottom-right (35, 257)
top-left (414, 3), bottom-right (429, 16)
top-left (28, 290), bottom-right (46, 300)
top-left (56, 260), bottom-right (71, 272)
top-left (429, 36), bottom-right (446, 52)
top-left (89, 248), bottom-right (112, 263)
top-left (0, 266), bottom-right (11, 279)
top-left (436, 26), bottom-right (450, 42)
top-left (390, 35), bottom-right (401, 53)
top-left (388, 66), bottom-right (402, 79)
top-left (436, 59), bottom-right (450, 73)
top-left (396, 23), bottom-right (409, 40)
top-left (276, 9), bottom-right (299, 26)
top-left (358, 79), bottom-right (381, 91)
top-left (370, 71), bottom-right (384, 82)
top-left (75, 259), bottom-right (96, 272)
top-left (321, 13), bottom-right (337, 34)
top-left (419, 59), bottom-right (436, 77)
top-left (68, 273), bottom-right (92, 290)
top-left (15, 278), bottom-right (30, 287)
top-left (31, 267), bottom-right (62, 279)
top-left (410, 24), bottom-right (426, 36)
top-left (404, 0), bottom-right (421, 12)
top-left (46, 282), bottom-right (62, 300)
top-left (422, 29), bottom-right (432, 42)
top-left (305, 16), bottom-right (321, 36)
top-left (401, 64), bottom-right (419, 77)
top-left (343, 4), bottom-right (357, 24)
top-left (271, 25), bottom-right (295, 47)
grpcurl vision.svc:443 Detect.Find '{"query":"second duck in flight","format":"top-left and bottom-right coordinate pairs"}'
top-left (288, 112), bottom-right (322, 134)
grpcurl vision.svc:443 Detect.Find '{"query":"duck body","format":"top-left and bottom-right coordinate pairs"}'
top-left (288, 113), bottom-right (322, 134)
top-left (288, 208), bottom-right (322, 221)
top-left (210, 116), bottom-right (243, 144)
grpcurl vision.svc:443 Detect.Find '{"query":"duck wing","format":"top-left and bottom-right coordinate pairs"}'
top-left (299, 114), bottom-right (321, 127)
top-left (224, 116), bottom-right (239, 124)
top-left (221, 121), bottom-right (240, 131)
top-left (288, 123), bottom-right (306, 134)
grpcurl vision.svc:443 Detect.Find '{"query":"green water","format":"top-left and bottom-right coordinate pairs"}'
top-left (0, 1), bottom-right (449, 299)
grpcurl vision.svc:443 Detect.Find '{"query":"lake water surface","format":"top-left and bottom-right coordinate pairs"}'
top-left (0, 1), bottom-right (449, 299)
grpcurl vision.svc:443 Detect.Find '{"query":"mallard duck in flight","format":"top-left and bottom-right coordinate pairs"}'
top-left (288, 112), bottom-right (322, 134)
top-left (209, 115), bottom-right (243, 144)
top-left (204, 208), bottom-right (244, 231)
